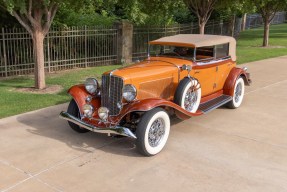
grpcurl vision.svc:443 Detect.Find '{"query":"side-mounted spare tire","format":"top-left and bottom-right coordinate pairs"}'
top-left (174, 77), bottom-right (201, 113)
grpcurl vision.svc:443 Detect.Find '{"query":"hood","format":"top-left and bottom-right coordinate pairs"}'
top-left (105, 57), bottom-right (193, 83)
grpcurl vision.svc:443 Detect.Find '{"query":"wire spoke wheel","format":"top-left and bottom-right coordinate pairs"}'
top-left (184, 88), bottom-right (198, 112)
top-left (136, 108), bottom-right (170, 156)
top-left (148, 118), bottom-right (165, 147)
top-left (174, 78), bottom-right (201, 113)
top-left (234, 82), bottom-right (242, 103)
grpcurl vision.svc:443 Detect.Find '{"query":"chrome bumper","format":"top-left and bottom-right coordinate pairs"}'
top-left (59, 111), bottom-right (137, 139)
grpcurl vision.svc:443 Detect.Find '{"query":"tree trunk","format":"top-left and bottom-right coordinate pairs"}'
top-left (199, 21), bottom-right (206, 34)
top-left (32, 30), bottom-right (46, 89)
top-left (228, 15), bottom-right (236, 37)
top-left (263, 21), bottom-right (270, 47)
top-left (241, 13), bottom-right (247, 31)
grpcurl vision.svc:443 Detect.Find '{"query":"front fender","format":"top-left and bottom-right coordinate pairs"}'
top-left (224, 67), bottom-right (251, 96)
top-left (68, 85), bottom-right (101, 114)
top-left (111, 98), bottom-right (203, 123)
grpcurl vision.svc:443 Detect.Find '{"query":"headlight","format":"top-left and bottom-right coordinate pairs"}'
top-left (83, 104), bottom-right (93, 118)
top-left (98, 107), bottom-right (109, 121)
top-left (123, 84), bottom-right (137, 102)
top-left (85, 78), bottom-right (98, 94)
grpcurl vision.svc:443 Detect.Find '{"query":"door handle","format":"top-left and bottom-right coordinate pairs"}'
top-left (195, 70), bottom-right (200, 74)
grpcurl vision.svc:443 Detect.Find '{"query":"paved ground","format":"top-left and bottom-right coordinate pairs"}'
top-left (1, 56), bottom-right (287, 192)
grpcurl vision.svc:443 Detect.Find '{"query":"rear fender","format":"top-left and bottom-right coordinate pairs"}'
top-left (224, 67), bottom-right (251, 96)
top-left (68, 85), bottom-right (101, 114)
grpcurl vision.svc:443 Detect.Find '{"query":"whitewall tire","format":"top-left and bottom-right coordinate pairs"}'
top-left (136, 108), bottom-right (170, 156)
top-left (174, 78), bottom-right (201, 113)
top-left (227, 77), bottom-right (245, 109)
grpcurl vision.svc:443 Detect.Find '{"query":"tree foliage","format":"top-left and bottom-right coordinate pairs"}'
top-left (215, 0), bottom-right (255, 20)
top-left (53, 1), bottom-right (116, 27)
top-left (85, 0), bottom-right (185, 25)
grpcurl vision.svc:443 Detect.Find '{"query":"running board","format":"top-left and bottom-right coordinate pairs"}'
top-left (199, 95), bottom-right (232, 114)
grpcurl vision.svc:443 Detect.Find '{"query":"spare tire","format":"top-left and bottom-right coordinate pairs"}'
top-left (174, 77), bottom-right (201, 113)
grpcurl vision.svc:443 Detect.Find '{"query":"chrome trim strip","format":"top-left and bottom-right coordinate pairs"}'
top-left (242, 67), bottom-right (248, 71)
top-left (59, 111), bottom-right (137, 139)
top-left (101, 74), bottom-right (124, 116)
top-left (196, 57), bottom-right (230, 65)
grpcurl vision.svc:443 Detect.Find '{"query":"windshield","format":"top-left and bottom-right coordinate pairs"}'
top-left (149, 44), bottom-right (195, 61)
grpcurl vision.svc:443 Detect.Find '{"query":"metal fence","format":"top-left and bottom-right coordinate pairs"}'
top-left (0, 26), bottom-right (118, 77)
top-left (4, 12), bottom-right (283, 77)
top-left (245, 11), bottom-right (286, 29)
top-left (132, 21), bottom-right (235, 60)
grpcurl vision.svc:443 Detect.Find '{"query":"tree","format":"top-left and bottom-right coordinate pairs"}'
top-left (252, 0), bottom-right (287, 46)
top-left (91, 0), bottom-right (183, 25)
top-left (0, 7), bottom-right (20, 28)
top-left (215, 0), bottom-right (255, 35)
top-left (183, 0), bottom-right (217, 34)
top-left (0, 0), bottom-right (74, 89)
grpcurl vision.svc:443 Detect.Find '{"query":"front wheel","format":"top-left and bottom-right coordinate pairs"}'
top-left (67, 99), bottom-right (90, 133)
top-left (136, 108), bottom-right (170, 156)
top-left (227, 77), bottom-right (245, 109)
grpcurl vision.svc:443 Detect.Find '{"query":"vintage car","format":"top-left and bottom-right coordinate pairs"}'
top-left (60, 34), bottom-right (251, 156)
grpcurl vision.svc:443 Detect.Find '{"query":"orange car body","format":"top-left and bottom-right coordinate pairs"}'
top-left (60, 34), bottom-right (252, 155)
top-left (69, 59), bottom-right (250, 126)
top-left (62, 34), bottom-right (251, 136)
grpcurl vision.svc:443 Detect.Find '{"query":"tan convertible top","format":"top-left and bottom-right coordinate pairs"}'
top-left (149, 34), bottom-right (236, 61)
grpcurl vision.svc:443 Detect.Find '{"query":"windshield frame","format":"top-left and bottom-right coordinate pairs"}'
top-left (148, 44), bottom-right (196, 61)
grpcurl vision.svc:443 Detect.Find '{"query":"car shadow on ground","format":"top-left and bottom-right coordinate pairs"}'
top-left (16, 108), bottom-right (186, 157)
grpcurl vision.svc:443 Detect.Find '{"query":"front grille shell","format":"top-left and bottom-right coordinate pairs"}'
top-left (101, 75), bottom-right (124, 116)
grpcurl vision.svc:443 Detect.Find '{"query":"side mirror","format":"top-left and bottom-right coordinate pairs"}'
top-left (182, 64), bottom-right (187, 70)
top-left (182, 64), bottom-right (192, 72)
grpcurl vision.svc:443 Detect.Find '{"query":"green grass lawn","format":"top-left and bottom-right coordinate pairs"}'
top-left (0, 65), bottom-right (119, 118)
top-left (0, 23), bottom-right (287, 118)
top-left (237, 23), bottom-right (287, 64)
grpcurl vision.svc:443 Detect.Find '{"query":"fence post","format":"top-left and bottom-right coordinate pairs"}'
top-left (147, 27), bottom-right (150, 56)
top-left (114, 20), bottom-right (133, 65)
top-left (164, 24), bottom-right (166, 37)
top-left (212, 20), bottom-right (215, 34)
top-left (220, 20), bottom-right (223, 35)
top-left (2, 28), bottom-right (8, 77)
top-left (190, 22), bottom-right (193, 34)
top-left (84, 26), bottom-right (88, 68)
top-left (47, 32), bottom-right (51, 73)
top-left (231, 15), bottom-right (236, 37)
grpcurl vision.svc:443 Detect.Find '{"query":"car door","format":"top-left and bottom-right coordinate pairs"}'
top-left (192, 64), bottom-right (217, 97)
top-left (213, 44), bottom-right (235, 92)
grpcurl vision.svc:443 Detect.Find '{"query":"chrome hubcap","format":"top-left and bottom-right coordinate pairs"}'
top-left (184, 88), bottom-right (198, 112)
top-left (235, 83), bottom-right (242, 103)
top-left (148, 118), bottom-right (165, 147)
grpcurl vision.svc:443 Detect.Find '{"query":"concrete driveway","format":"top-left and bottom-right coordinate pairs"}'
top-left (1, 56), bottom-right (287, 192)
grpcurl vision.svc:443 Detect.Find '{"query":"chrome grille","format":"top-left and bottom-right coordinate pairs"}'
top-left (101, 75), bottom-right (124, 115)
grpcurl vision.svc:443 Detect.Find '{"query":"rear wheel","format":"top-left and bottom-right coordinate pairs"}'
top-left (227, 77), bottom-right (245, 109)
top-left (136, 108), bottom-right (170, 156)
top-left (67, 99), bottom-right (89, 133)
